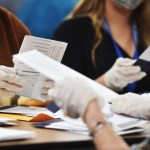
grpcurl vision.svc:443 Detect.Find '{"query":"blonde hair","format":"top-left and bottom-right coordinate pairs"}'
top-left (68, 0), bottom-right (150, 65)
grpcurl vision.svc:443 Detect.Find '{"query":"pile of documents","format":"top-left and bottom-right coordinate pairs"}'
top-left (0, 127), bottom-right (35, 141)
top-left (0, 105), bottom-right (57, 121)
top-left (13, 47), bottom-right (150, 136)
top-left (34, 108), bottom-right (147, 136)
top-left (0, 118), bottom-right (35, 141)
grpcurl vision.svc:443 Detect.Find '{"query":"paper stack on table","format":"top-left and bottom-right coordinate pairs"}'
top-left (34, 109), bottom-right (147, 136)
top-left (0, 127), bottom-right (35, 141)
top-left (14, 50), bottom-right (148, 135)
top-left (0, 106), bottom-right (57, 122)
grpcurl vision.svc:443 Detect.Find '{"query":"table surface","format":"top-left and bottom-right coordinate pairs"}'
top-left (0, 120), bottom-right (150, 150)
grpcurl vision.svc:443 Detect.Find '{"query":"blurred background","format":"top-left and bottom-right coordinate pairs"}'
top-left (0, 0), bottom-right (78, 38)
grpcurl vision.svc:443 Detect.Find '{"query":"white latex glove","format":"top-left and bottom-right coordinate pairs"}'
top-left (104, 58), bottom-right (146, 91)
top-left (48, 77), bottom-right (104, 119)
top-left (0, 66), bottom-right (25, 97)
top-left (41, 79), bottom-right (54, 99)
top-left (110, 92), bottom-right (150, 120)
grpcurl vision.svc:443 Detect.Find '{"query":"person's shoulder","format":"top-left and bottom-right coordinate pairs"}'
top-left (53, 17), bottom-right (95, 42)
top-left (57, 16), bottom-right (93, 31)
top-left (64, 16), bottom-right (92, 25)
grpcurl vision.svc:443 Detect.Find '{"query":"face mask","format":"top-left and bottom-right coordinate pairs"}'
top-left (112, 0), bottom-right (144, 10)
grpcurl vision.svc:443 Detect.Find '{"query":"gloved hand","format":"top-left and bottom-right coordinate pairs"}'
top-left (0, 66), bottom-right (25, 97)
top-left (48, 77), bottom-right (104, 119)
top-left (110, 92), bottom-right (150, 120)
top-left (104, 58), bottom-right (146, 91)
top-left (40, 79), bottom-right (54, 99)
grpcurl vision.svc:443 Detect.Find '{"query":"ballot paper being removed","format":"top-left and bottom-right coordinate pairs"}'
top-left (0, 127), bottom-right (35, 141)
top-left (14, 36), bottom-right (67, 101)
top-left (13, 50), bottom-right (118, 102)
top-left (134, 46), bottom-right (150, 73)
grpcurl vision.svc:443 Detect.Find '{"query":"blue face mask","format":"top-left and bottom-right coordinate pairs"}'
top-left (112, 0), bottom-right (144, 10)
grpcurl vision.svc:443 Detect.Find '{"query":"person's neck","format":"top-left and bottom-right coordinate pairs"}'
top-left (104, 1), bottom-right (132, 29)
top-left (103, 1), bottom-right (136, 57)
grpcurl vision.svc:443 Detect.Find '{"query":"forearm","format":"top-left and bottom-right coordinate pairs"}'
top-left (84, 100), bottom-right (130, 150)
top-left (95, 75), bottom-right (107, 87)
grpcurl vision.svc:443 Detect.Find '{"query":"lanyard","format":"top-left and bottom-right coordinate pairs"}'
top-left (103, 20), bottom-right (139, 92)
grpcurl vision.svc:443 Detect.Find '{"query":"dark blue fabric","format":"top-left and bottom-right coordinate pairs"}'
top-left (16, 0), bottom-right (77, 38)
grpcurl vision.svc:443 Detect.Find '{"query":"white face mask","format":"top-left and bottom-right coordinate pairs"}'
top-left (112, 0), bottom-right (144, 10)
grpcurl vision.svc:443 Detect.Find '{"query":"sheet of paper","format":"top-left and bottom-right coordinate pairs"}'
top-left (0, 106), bottom-right (57, 118)
top-left (0, 118), bottom-right (17, 126)
top-left (13, 50), bottom-right (118, 102)
top-left (0, 118), bottom-right (16, 122)
top-left (117, 128), bottom-right (145, 136)
top-left (102, 103), bottom-right (147, 132)
top-left (0, 127), bottom-right (35, 141)
top-left (14, 36), bottom-right (67, 101)
top-left (36, 116), bottom-right (146, 136)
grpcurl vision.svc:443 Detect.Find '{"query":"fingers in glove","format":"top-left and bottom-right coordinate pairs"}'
top-left (64, 106), bottom-right (79, 118)
top-left (119, 71), bottom-right (146, 83)
top-left (0, 88), bottom-right (15, 97)
top-left (40, 87), bottom-right (49, 99)
top-left (118, 66), bottom-right (141, 75)
top-left (117, 58), bottom-right (136, 66)
top-left (41, 80), bottom-right (54, 99)
top-left (43, 79), bottom-right (54, 88)
top-left (0, 66), bottom-right (16, 74)
top-left (48, 89), bottom-right (56, 100)
top-left (0, 81), bottom-right (23, 92)
top-left (0, 72), bottom-right (25, 86)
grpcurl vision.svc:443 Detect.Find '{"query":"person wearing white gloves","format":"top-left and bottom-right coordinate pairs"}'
top-left (110, 92), bottom-right (150, 120)
top-left (101, 58), bottom-right (146, 92)
top-left (0, 65), bottom-right (53, 107)
top-left (53, 0), bottom-right (150, 94)
top-left (0, 66), bottom-right (25, 106)
top-left (48, 76), bottom-right (130, 150)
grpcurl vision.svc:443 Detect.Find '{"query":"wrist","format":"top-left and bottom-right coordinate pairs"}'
top-left (104, 73), bottom-right (124, 92)
top-left (90, 121), bottom-right (111, 137)
top-left (95, 75), bottom-right (106, 86)
top-left (84, 100), bottom-right (106, 129)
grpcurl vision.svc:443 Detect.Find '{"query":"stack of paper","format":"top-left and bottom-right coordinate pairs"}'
top-left (0, 127), bottom-right (35, 141)
top-left (0, 106), bottom-right (57, 122)
top-left (14, 50), bottom-right (148, 136)
top-left (34, 108), bottom-right (147, 136)
top-left (0, 118), bottom-right (17, 126)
